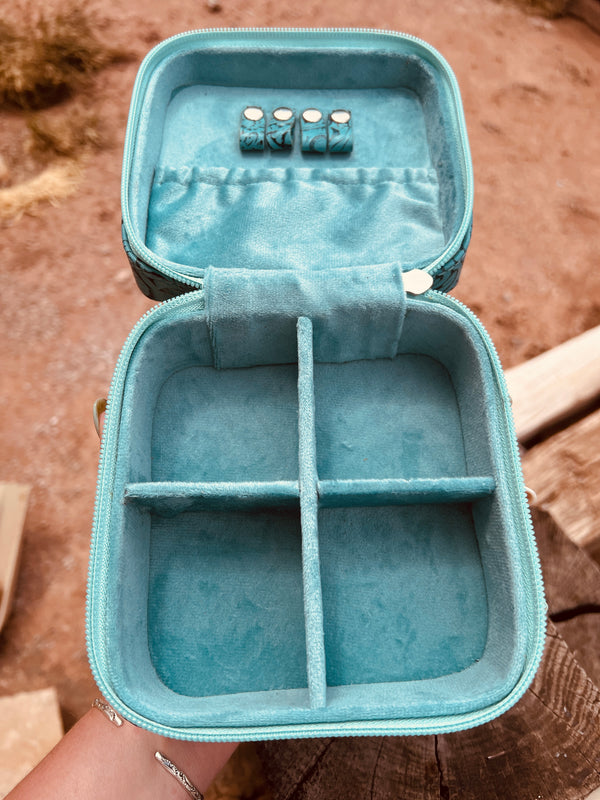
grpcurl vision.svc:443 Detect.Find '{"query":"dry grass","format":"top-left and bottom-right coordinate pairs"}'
top-left (0, 2), bottom-right (120, 219)
top-left (0, 157), bottom-right (82, 220)
top-left (0, 1), bottom-right (128, 110)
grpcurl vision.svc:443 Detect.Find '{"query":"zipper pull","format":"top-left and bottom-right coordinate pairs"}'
top-left (403, 269), bottom-right (433, 295)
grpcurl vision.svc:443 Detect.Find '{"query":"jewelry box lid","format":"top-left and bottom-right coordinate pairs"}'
top-left (120, 28), bottom-right (473, 300)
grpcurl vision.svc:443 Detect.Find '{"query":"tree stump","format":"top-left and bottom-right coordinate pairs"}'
top-left (255, 507), bottom-right (600, 800)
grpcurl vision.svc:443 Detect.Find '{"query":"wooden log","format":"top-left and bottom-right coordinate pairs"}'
top-left (257, 627), bottom-right (600, 800)
top-left (522, 407), bottom-right (600, 557)
top-left (0, 483), bottom-right (31, 633)
top-left (533, 505), bottom-right (600, 685)
top-left (505, 324), bottom-right (600, 443)
top-left (437, 625), bottom-right (600, 800)
top-left (256, 508), bottom-right (600, 799)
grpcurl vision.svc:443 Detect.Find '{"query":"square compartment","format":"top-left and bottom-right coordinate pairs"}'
top-left (147, 507), bottom-right (307, 697)
top-left (318, 503), bottom-right (488, 687)
top-left (314, 356), bottom-right (466, 480)
top-left (90, 293), bottom-right (541, 735)
top-left (151, 363), bottom-right (299, 482)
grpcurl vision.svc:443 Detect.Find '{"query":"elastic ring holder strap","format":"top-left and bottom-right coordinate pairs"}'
top-left (328, 109), bottom-right (353, 154)
top-left (266, 106), bottom-right (295, 150)
top-left (301, 108), bottom-right (327, 153)
top-left (240, 106), bottom-right (265, 151)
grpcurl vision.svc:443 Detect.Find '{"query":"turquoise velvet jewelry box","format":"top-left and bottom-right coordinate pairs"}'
top-left (87, 29), bottom-right (546, 741)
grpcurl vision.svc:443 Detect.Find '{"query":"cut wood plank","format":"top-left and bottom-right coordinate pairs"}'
top-left (257, 627), bottom-right (600, 800)
top-left (522, 407), bottom-right (600, 556)
top-left (0, 483), bottom-right (31, 633)
top-left (0, 688), bottom-right (63, 798)
top-left (533, 505), bottom-right (600, 614)
top-left (506, 324), bottom-right (600, 443)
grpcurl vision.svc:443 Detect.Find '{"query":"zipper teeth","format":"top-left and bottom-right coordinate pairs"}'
top-left (121, 27), bottom-right (473, 282)
top-left (87, 288), bottom-right (546, 741)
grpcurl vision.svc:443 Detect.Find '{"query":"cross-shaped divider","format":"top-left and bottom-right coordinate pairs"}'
top-left (123, 313), bottom-right (498, 712)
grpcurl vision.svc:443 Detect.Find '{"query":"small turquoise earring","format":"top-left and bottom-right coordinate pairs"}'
top-left (266, 107), bottom-right (295, 150)
top-left (300, 108), bottom-right (327, 153)
top-left (239, 106), bottom-right (265, 151)
top-left (328, 109), bottom-right (353, 154)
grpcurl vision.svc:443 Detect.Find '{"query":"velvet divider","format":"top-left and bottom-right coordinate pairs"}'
top-left (121, 311), bottom-right (499, 720)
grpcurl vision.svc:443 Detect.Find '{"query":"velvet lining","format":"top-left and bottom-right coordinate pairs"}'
top-left (123, 33), bottom-right (468, 279)
top-left (146, 166), bottom-right (445, 274)
top-left (204, 263), bottom-right (406, 368)
top-left (95, 298), bottom-right (531, 729)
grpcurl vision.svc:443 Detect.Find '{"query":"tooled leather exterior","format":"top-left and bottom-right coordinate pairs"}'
top-left (431, 222), bottom-right (472, 293)
top-left (122, 224), bottom-right (196, 300)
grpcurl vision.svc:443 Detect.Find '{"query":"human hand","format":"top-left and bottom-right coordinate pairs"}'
top-left (6, 401), bottom-right (239, 799)
top-left (7, 701), bottom-right (237, 800)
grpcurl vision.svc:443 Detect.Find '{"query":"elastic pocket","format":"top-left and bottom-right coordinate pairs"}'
top-left (146, 166), bottom-right (446, 271)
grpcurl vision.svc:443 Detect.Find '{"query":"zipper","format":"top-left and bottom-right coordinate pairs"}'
top-left (423, 289), bottom-right (547, 689)
top-left (86, 287), bottom-right (546, 742)
top-left (121, 28), bottom-right (473, 287)
top-left (86, 290), bottom-right (205, 711)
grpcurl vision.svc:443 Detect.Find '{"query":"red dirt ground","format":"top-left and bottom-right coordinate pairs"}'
top-left (1, 0), bottom-right (599, 733)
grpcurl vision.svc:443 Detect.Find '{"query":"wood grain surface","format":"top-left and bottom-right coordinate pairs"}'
top-left (254, 508), bottom-right (600, 800)
top-left (505, 325), bottom-right (600, 444)
top-left (522, 408), bottom-right (600, 558)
